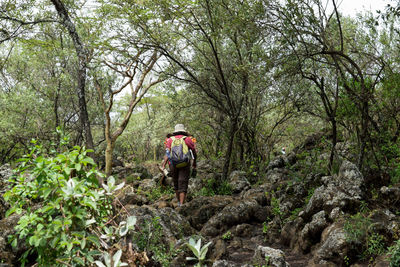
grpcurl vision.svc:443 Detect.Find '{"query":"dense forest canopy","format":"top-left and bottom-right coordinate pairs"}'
top-left (0, 0), bottom-right (399, 177)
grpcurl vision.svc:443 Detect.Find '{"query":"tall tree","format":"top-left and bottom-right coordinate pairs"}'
top-left (270, 0), bottom-right (385, 170)
top-left (50, 0), bottom-right (94, 149)
top-left (106, 0), bottom-right (280, 178)
top-left (95, 50), bottom-right (162, 175)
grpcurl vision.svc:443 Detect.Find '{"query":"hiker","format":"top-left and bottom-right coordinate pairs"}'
top-left (281, 147), bottom-right (286, 155)
top-left (161, 124), bottom-right (197, 206)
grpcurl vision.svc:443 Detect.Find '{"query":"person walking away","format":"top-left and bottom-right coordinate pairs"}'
top-left (161, 124), bottom-right (197, 206)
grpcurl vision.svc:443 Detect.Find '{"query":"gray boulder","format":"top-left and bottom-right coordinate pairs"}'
top-left (253, 246), bottom-right (290, 267)
top-left (228, 171), bottom-right (251, 194)
top-left (179, 196), bottom-right (234, 230)
top-left (201, 199), bottom-right (263, 237)
top-left (303, 161), bottom-right (364, 219)
top-left (187, 177), bottom-right (204, 195)
top-left (265, 168), bottom-right (288, 184)
top-left (311, 223), bottom-right (348, 266)
top-left (0, 164), bottom-right (13, 181)
top-left (125, 206), bottom-right (195, 244)
top-left (299, 211), bottom-right (328, 252)
top-left (137, 179), bottom-right (157, 191)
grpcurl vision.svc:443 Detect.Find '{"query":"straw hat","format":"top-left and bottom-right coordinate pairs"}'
top-left (173, 124), bottom-right (187, 133)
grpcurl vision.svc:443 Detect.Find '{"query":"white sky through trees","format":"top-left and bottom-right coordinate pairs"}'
top-left (335, 0), bottom-right (392, 16)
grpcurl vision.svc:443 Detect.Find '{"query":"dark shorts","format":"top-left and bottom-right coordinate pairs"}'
top-left (170, 164), bottom-right (190, 192)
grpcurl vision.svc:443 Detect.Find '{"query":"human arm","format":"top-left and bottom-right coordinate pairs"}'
top-left (161, 154), bottom-right (168, 169)
top-left (161, 138), bottom-right (172, 169)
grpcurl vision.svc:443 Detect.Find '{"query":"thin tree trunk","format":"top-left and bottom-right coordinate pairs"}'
top-left (329, 118), bottom-right (337, 173)
top-left (222, 119), bottom-right (237, 180)
top-left (105, 140), bottom-right (115, 176)
top-left (51, 0), bottom-right (94, 150)
top-left (358, 100), bottom-right (369, 169)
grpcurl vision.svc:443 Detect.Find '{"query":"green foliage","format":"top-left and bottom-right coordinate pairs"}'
top-left (144, 185), bottom-right (174, 202)
top-left (366, 233), bottom-right (386, 258)
top-left (94, 250), bottom-right (128, 267)
top-left (133, 216), bottom-right (179, 266)
top-left (194, 178), bottom-right (233, 197)
top-left (3, 142), bottom-right (118, 266)
top-left (186, 236), bottom-right (212, 267)
top-left (344, 213), bottom-right (387, 261)
top-left (304, 188), bottom-right (315, 205)
top-left (388, 239), bottom-right (400, 267)
top-left (222, 231), bottom-right (232, 240)
top-left (271, 195), bottom-right (283, 218)
top-left (262, 221), bottom-right (270, 235)
top-left (380, 141), bottom-right (400, 184)
top-left (344, 213), bottom-right (372, 246)
top-left (287, 207), bottom-right (302, 221)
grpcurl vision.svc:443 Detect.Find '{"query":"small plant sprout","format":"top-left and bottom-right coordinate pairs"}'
top-left (186, 236), bottom-right (212, 267)
top-left (119, 216), bottom-right (137, 237)
top-left (94, 249), bottom-right (128, 267)
top-left (102, 176), bottom-right (125, 195)
top-left (222, 231), bottom-right (232, 240)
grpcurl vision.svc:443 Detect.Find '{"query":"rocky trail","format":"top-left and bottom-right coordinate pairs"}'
top-left (0, 139), bottom-right (397, 266)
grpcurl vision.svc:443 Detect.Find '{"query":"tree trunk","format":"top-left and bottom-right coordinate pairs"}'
top-left (105, 140), bottom-right (115, 176)
top-left (357, 99), bottom-right (369, 170)
top-left (329, 117), bottom-right (337, 173)
top-left (222, 119), bottom-right (237, 180)
top-left (50, 0), bottom-right (94, 150)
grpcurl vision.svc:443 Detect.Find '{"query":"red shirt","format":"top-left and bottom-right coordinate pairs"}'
top-left (165, 135), bottom-right (196, 151)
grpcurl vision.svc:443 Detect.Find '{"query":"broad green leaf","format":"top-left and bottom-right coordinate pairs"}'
top-left (81, 238), bottom-right (86, 249)
top-left (94, 261), bottom-right (107, 267)
top-left (67, 242), bottom-right (73, 252)
top-left (75, 163), bottom-right (81, 172)
top-left (43, 188), bottom-right (52, 198)
top-left (5, 206), bottom-right (17, 217)
top-left (82, 157), bottom-right (96, 166)
top-left (11, 238), bottom-right (17, 248)
top-left (200, 241), bottom-right (212, 260)
top-left (64, 167), bottom-right (71, 176)
top-left (113, 249), bottom-right (123, 266)
top-left (126, 216), bottom-right (137, 228)
top-left (186, 243), bottom-right (200, 258)
top-left (119, 225), bottom-right (128, 237)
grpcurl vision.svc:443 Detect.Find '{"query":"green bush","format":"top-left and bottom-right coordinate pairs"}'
top-left (3, 141), bottom-right (119, 266)
top-left (194, 178), bottom-right (233, 197)
top-left (344, 213), bottom-right (387, 262)
top-left (344, 213), bottom-right (372, 247)
top-left (133, 216), bottom-right (179, 266)
top-left (388, 239), bottom-right (400, 267)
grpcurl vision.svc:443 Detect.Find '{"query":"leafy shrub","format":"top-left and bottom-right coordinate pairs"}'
top-left (3, 141), bottom-right (120, 266)
top-left (133, 216), bottom-right (179, 266)
top-left (388, 239), bottom-right (400, 267)
top-left (145, 185), bottom-right (174, 202)
top-left (194, 178), bottom-right (233, 196)
top-left (344, 213), bottom-right (387, 261)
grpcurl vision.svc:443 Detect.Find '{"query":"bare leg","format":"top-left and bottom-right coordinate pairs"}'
top-left (179, 192), bottom-right (186, 204)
